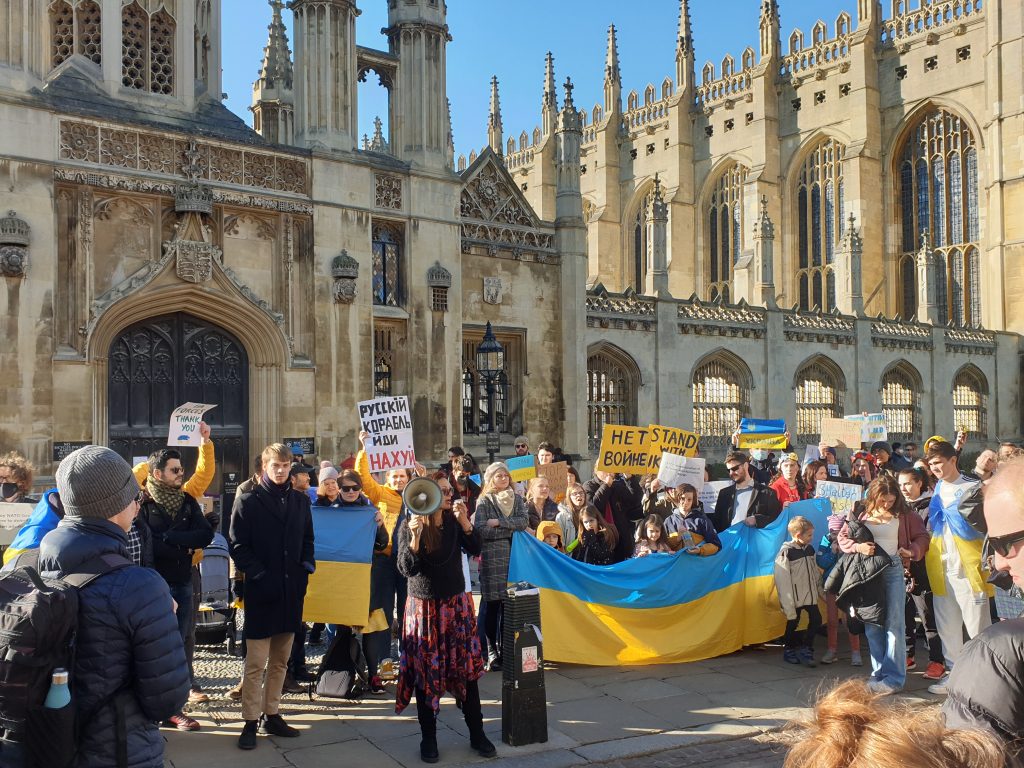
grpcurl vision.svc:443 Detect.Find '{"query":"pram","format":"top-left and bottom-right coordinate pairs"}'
top-left (195, 532), bottom-right (238, 655)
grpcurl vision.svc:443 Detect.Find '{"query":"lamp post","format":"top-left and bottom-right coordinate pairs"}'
top-left (476, 321), bottom-right (505, 466)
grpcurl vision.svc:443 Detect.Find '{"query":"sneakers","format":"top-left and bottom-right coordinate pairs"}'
top-left (783, 648), bottom-right (800, 664)
top-left (238, 720), bottom-right (258, 750)
top-left (820, 649), bottom-right (838, 665)
top-left (261, 713), bottom-right (300, 738)
top-left (923, 661), bottom-right (946, 680)
top-left (369, 675), bottom-right (387, 695)
top-left (867, 680), bottom-right (901, 696)
top-left (850, 651), bottom-right (863, 667)
top-left (163, 713), bottom-right (201, 731)
top-left (906, 656), bottom-right (916, 670)
top-left (798, 648), bottom-right (817, 668)
top-left (486, 649), bottom-right (502, 672)
top-left (188, 687), bottom-right (210, 704)
top-left (928, 675), bottom-right (950, 696)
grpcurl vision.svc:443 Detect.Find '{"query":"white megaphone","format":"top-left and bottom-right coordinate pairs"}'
top-left (402, 476), bottom-right (444, 516)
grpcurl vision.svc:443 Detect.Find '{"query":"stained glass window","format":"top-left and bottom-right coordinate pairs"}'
top-left (371, 223), bottom-right (402, 307)
top-left (952, 367), bottom-right (988, 437)
top-left (692, 354), bottom-right (750, 447)
top-left (795, 358), bottom-right (846, 442)
top-left (705, 164), bottom-right (747, 300)
top-left (587, 345), bottom-right (640, 451)
top-left (880, 363), bottom-right (921, 441)
top-left (795, 138), bottom-right (845, 311)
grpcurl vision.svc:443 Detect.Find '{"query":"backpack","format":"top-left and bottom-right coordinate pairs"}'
top-left (0, 551), bottom-right (131, 768)
top-left (311, 626), bottom-right (368, 702)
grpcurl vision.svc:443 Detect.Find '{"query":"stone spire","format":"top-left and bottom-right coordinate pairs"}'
top-left (487, 75), bottom-right (504, 155)
top-left (759, 0), bottom-right (781, 63)
top-left (675, 0), bottom-right (694, 91)
top-left (556, 76), bottom-right (583, 201)
top-left (645, 175), bottom-right (670, 297)
top-left (752, 195), bottom-right (777, 308)
top-left (542, 52), bottom-right (558, 137)
top-left (837, 212), bottom-right (864, 316)
top-left (251, 0), bottom-right (294, 145)
top-left (603, 25), bottom-right (622, 114)
top-left (915, 229), bottom-right (940, 324)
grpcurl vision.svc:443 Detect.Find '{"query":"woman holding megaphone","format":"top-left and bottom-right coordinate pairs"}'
top-left (395, 473), bottom-right (494, 763)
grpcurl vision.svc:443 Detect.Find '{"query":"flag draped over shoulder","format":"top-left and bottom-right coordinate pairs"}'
top-left (507, 499), bottom-right (831, 666)
top-left (302, 506), bottom-right (378, 627)
top-left (2, 492), bottom-right (60, 565)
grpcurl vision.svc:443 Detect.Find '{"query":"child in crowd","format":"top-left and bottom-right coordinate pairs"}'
top-left (774, 516), bottom-right (823, 667)
top-left (632, 514), bottom-right (673, 557)
top-left (663, 484), bottom-right (721, 556)
top-left (571, 505), bottom-right (619, 566)
top-left (818, 505), bottom-right (864, 666)
top-left (535, 520), bottom-right (564, 553)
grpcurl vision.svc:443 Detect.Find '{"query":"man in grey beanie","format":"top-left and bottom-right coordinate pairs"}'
top-left (37, 445), bottom-right (190, 768)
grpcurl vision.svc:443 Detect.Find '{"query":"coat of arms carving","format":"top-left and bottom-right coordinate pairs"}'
top-left (483, 277), bottom-right (503, 305)
top-left (166, 240), bottom-right (219, 283)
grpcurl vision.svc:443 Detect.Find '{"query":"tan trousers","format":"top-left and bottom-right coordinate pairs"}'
top-left (241, 632), bottom-right (294, 721)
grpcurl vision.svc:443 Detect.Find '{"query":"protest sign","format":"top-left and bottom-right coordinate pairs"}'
top-left (820, 417), bottom-right (864, 449)
top-left (357, 396), bottom-right (416, 472)
top-left (594, 425), bottom-right (650, 473)
top-left (507, 455), bottom-right (538, 483)
top-left (537, 461), bottom-right (568, 502)
top-left (844, 413), bottom-right (887, 443)
top-left (167, 403), bottom-right (217, 447)
top-left (0, 502), bottom-right (32, 548)
top-left (803, 445), bottom-right (821, 466)
top-left (646, 424), bottom-right (699, 470)
top-left (737, 418), bottom-right (786, 450)
top-left (657, 453), bottom-right (706, 491)
top-left (698, 480), bottom-right (731, 512)
top-left (737, 434), bottom-right (789, 450)
top-left (815, 480), bottom-right (865, 518)
top-left (739, 418), bottom-right (786, 434)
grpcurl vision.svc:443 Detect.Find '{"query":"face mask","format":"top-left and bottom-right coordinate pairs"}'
top-left (1, 482), bottom-right (19, 499)
top-left (750, 449), bottom-right (767, 462)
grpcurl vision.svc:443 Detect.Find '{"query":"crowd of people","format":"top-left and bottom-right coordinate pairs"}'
top-left (0, 426), bottom-right (1022, 767)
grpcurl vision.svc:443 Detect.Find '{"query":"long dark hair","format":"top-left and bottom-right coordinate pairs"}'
top-left (803, 460), bottom-right (828, 497)
top-left (419, 472), bottom-right (455, 556)
top-left (578, 504), bottom-right (618, 550)
top-left (865, 475), bottom-right (911, 518)
top-left (898, 466), bottom-right (932, 495)
top-left (636, 514), bottom-right (665, 545)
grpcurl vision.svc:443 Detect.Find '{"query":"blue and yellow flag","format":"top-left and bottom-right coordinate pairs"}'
top-left (507, 499), bottom-right (830, 666)
top-left (302, 506), bottom-right (378, 627)
top-left (2, 491), bottom-right (60, 565)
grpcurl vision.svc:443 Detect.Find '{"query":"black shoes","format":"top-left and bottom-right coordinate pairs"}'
top-left (238, 720), bottom-right (258, 750)
top-left (281, 673), bottom-right (305, 694)
top-left (486, 649), bottom-right (502, 672)
top-left (419, 735), bottom-right (439, 763)
top-left (261, 713), bottom-right (300, 738)
top-left (471, 732), bottom-right (497, 758)
top-left (292, 667), bottom-right (316, 683)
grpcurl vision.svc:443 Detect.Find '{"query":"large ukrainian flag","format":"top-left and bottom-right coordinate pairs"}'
top-left (302, 506), bottom-right (378, 627)
top-left (507, 499), bottom-right (830, 666)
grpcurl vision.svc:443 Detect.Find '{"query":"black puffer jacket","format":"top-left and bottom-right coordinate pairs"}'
top-left (943, 618), bottom-right (1024, 768)
top-left (139, 494), bottom-right (213, 585)
top-left (37, 518), bottom-right (189, 768)
top-left (823, 517), bottom-right (892, 626)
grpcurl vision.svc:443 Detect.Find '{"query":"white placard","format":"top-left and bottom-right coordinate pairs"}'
top-left (803, 445), bottom-right (821, 466)
top-left (167, 402), bottom-right (217, 447)
top-left (698, 480), bottom-right (731, 512)
top-left (845, 413), bottom-right (887, 443)
top-left (0, 502), bottom-right (32, 531)
top-left (815, 480), bottom-right (865, 519)
top-left (656, 453), bottom-right (706, 492)
top-left (357, 396), bottom-right (416, 472)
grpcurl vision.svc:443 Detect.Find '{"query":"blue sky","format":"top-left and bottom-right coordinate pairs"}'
top-left (223, 0), bottom-right (874, 157)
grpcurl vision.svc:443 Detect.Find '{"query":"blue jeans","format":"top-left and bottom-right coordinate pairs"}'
top-left (168, 581), bottom-right (195, 688)
top-left (864, 554), bottom-right (907, 690)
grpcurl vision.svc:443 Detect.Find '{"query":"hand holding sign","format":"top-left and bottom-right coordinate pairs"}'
top-left (168, 403), bottom-right (217, 447)
top-left (358, 397), bottom-right (416, 472)
top-left (656, 453), bottom-right (706, 492)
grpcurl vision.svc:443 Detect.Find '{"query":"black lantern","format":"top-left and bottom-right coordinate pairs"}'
top-left (476, 322), bottom-right (505, 464)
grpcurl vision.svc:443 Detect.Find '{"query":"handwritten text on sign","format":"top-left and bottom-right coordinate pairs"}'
top-left (595, 425), bottom-right (650, 473)
top-left (815, 480), bottom-right (865, 519)
top-left (646, 425), bottom-right (700, 469)
top-left (168, 403), bottom-right (217, 447)
top-left (358, 396), bottom-right (416, 472)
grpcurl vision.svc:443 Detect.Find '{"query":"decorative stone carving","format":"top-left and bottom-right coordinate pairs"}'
top-left (0, 211), bottom-right (30, 278)
top-left (168, 239), bottom-right (219, 283)
top-left (426, 261), bottom-right (452, 288)
top-left (783, 309), bottom-right (856, 344)
top-left (375, 174), bottom-right (403, 210)
top-left (483, 277), bottom-right (503, 305)
top-left (331, 250), bottom-right (358, 304)
top-left (174, 183), bottom-right (214, 215)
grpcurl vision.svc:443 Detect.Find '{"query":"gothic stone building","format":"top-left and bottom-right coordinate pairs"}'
top-left (0, 1), bottom-right (1019, 496)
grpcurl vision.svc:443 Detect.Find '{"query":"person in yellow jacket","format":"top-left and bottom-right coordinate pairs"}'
top-left (924, 440), bottom-right (991, 696)
top-left (356, 431), bottom-right (425, 694)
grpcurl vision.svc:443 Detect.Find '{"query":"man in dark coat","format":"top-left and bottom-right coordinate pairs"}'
top-left (229, 443), bottom-right (315, 750)
top-left (39, 446), bottom-right (189, 768)
top-left (584, 471), bottom-right (644, 562)
top-left (943, 458), bottom-right (1024, 767)
top-left (712, 452), bottom-right (782, 534)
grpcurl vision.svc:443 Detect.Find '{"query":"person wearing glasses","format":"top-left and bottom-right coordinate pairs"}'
top-left (943, 458), bottom-right (1024, 766)
top-left (711, 451), bottom-right (782, 534)
top-left (137, 441), bottom-right (215, 731)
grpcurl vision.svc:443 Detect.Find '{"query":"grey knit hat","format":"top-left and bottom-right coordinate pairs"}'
top-left (319, 466), bottom-right (339, 483)
top-left (56, 445), bottom-right (139, 520)
top-left (483, 461), bottom-right (511, 489)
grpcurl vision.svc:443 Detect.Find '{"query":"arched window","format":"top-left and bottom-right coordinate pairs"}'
top-left (706, 163), bottom-right (748, 301)
top-left (371, 222), bottom-right (403, 307)
top-left (795, 137), bottom-right (845, 311)
top-left (50, 0), bottom-right (102, 69)
top-left (952, 366), bottom-right (988, 437)
top-left (880, 362), bottom-right (922, 441)
top-left (631, 190), bottom-right (653, 291)
top-left (587, 344), bottom-right (640, 451)
top-left (794, 357), bottom-right (846, 442)
top-left (896, 108), bottom-right (980, 325)
top-left (692, 352), bottom-right (751, 447)
top-left (121, 1), bottom-right (175, 95)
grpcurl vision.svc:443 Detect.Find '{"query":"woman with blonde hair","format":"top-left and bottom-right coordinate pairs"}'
top-left (556, 483), bottom-right (587, 549)
top-left (525, 476), bottom-right (559, 531)
top-left (784, 679), bottom-right (1003, 768)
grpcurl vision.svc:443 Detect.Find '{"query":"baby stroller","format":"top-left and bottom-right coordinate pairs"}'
top-left (195, 532), bottom-right (238, 655)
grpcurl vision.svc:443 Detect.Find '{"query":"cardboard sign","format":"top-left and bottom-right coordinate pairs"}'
top-left (845, 413), bottom-right (887, 443)
top-left (507, 455), bottom-right (538, 482)
top-left (657, 453), bottom-right (706, 492)
top-left (803, 445), bottom-right (821, 467)
top-left (646, 424), bottom-right (700, 469)
top-left (357, 396), bottom-right (416, 472)
top-left (815, 480), bottom-right (865, 519)
top-left (537, 461), bottom-right (568, 503)
top-left (167, 403), bottom-right (217, 447)
top-left (594, 425), bottom-right (650, 474)
top-left (737, 433), bottom-right (788, 450)
top-left (698, 480), bottom-right (731, 512)
top-left (820, 417), bottom-right (864, 449)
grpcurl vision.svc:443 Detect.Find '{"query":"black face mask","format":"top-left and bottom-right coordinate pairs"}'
top-left (1, 482), bottom-right (19, 499)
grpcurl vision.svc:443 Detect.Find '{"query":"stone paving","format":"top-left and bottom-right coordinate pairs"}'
top-left (165, 637), bottom-right (939, 768)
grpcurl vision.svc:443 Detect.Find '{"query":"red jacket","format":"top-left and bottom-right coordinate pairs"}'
top-left (769, 477), bottom-right (803, 507)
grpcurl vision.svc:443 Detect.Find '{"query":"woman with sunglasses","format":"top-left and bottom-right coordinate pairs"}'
top-left (396, 473), bottom-right (494, 763)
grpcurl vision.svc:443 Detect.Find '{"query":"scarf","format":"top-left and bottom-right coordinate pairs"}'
top-left (491, 488), bottom-right (516, 517)
top-left (147, 476), bottom-right (185, 519)
top-left (260, 474), bottom-right (291, 498)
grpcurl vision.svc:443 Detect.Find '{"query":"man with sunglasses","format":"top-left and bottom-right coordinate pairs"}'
top-left (943, 458), bottom-right (1024, 767)
top-left (138, 441), bottom-right (215, 731)
top-left (711, 451), bottom-right (782, 534)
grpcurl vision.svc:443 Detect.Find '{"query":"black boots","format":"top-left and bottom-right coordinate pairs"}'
top-left (261, 713), bottom-right (300, 738)
top-left (463, 681), bottom-right (497, 758)
top-left (416, 690), bottom-right (439, 763)
top-left (237, 720), bottom-right (258, 750)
